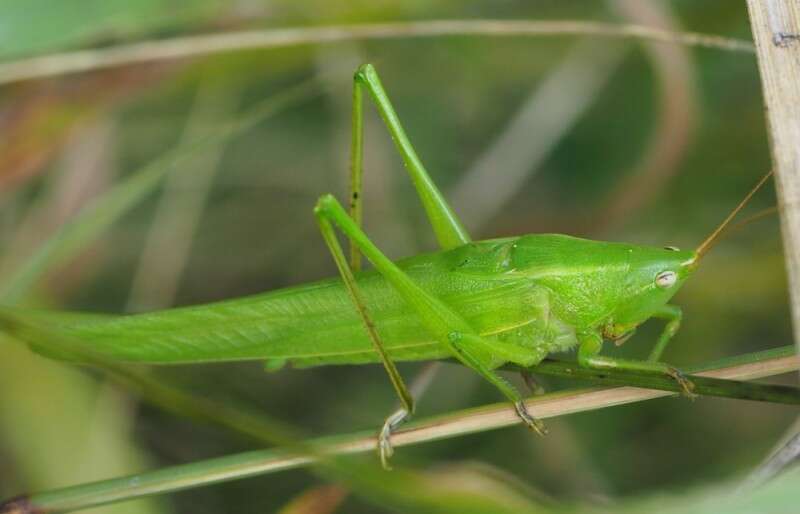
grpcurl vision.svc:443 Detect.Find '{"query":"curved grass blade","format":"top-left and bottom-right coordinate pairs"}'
top-left (0, 77), bottom-right (322, 304)
top-left (0, 20), bottom-right (755, 86)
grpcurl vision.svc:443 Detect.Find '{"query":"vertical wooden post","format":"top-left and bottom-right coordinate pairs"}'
top-left (746, 1), bottom-right (800, 354)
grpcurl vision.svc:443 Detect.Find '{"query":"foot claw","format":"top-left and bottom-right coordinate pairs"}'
top-left (378, 408), bottom-right (409, 470)
top-left (667, 367), bottom-right (697, 400)
top-left (378, 430), bottom-right (394, 470)
top-left (514, 401), bottom-right (547, 435)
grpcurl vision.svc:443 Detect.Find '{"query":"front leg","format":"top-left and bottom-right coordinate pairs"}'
top-left (577, 331), bottom-right (696, 398)
top-left (648, 304), bottom-right (682, 362)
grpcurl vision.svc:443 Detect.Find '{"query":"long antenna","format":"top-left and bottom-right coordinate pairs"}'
top-left (727, 205), bottom-right (779, 233)
top-left (695, 171), bottom-right (773, 259)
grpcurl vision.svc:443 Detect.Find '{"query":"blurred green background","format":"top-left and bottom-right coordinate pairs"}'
top-left (0, 1), bottom-right (796, 513)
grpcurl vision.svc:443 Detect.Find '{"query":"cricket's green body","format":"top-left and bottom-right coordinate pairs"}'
top-left (39, 234), bottom-right (694, 371)
top-left (6, 63), bottom-right (763, 467)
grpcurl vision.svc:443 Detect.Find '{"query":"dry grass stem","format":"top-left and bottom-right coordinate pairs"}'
top-left (0, 20), bottom-right (754, 86)
top-left (195, 353), bottom-right (799, 477)
top-left (746, 2), bottom-right (800, 354)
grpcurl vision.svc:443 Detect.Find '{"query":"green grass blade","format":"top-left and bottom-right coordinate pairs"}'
top-left (514, 347), bottom-right (800, 405)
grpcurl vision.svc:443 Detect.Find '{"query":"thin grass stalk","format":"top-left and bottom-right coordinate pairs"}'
top-left (0, 20), bottom-right (754, 86)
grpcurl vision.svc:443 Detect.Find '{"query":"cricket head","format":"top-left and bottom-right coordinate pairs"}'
top-left (611, 171), bottom-right (772, 331)
top-left (509, 235), bottom-right (696, 332)
top-left (608, 245), bottom-right (695, 330)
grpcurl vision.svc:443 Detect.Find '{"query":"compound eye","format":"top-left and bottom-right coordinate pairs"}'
top-left (655, 271), bottom-right (677, 288)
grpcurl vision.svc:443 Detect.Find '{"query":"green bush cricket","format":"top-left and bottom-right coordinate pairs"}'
top-left (7, 64), bottom-right (773, 469)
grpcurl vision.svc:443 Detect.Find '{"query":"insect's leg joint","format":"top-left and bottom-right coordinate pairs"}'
top-left (355, 63), bottom-right (376, 82)
top-left (313, 193), bottom-right (337, 215)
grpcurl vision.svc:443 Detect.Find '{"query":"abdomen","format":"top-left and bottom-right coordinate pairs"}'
top-left (43, 241), bottom-right (575, 367)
